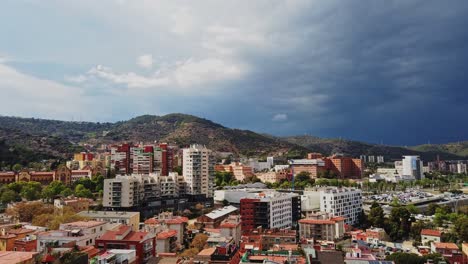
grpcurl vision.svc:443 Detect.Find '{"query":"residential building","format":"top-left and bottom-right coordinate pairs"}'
top-left (157, 172), bottom-right (179, 197)
top-left (324, 154), bottom-right (363, 179)
top-left (299, 212), bottom-right (345, 241)
top-left (111, 144), bottom-right (132, 175)
top-left (59, 220), bottom-right (108, 242)
top-left (156, 230), bottom-right (178, 253)
top-left (256, 171), bottom-right (288, 183)
top-left (12, 234), bottom-right (37, 252)
top-left (77, 211), bottom-right (140, 231)
top-left (54, 198), bottom-right (92, 212)
top-left (421, 229), bottom-right (442, 245)
top-left (103, 175), bottom-right (143, 208)
top-left (319, 187), bottom-right (362, 225)
top-left (196, 206), bottom-right (238, 228)
top-left (94, 249), bottom-right (137, 264)
top-left (132, 147), bottom-right (154, 175)
top-left (290, 159), bottom-right (325, 178)
top-left (431, 242), bottom-right (463, 264)
top-left (240, 228), bottom-right (297, 251)
top-left (37, 230), bottom-right (97, 252)
top-left (96, 225), bottom-right (156, 264)
top-left (219, 215), bottom-right (242, 246)
top-left (240, 191), bottom-right (301, 232)
top-left (0, 251), bottom-right (38, 264)
top-left (0, 228), bottom-right (35, 251)
top-left (183, 144), bottom-right (215, 198)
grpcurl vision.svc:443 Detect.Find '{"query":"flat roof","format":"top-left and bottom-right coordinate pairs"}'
top-left (0, 251), bottom-right (38, 264)
top-left (205, 206), bottom-right (238, 220)
top-left (78, 211), bottom-right (139, 218)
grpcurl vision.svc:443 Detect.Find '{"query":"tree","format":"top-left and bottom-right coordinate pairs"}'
top-left (74, 184), bottom-right (93, 198)
top-left (0, 189), bottom-right (19, 204)
top-left (386, 206), bottom-right (412, 241)
top-left (405, 204), bottom-right (420, 215)
top-left (191, 233), bottom-right (208, 251)
top-left (6, 201), bottom-right (54, 222)
top-left (42, 181), bottom-right (68, 201)
top-left (32, 206), bottom-right (88, 230)
top-left (368, 202), bottom-right (385, 228)
top-left (20, 182), bottom-right (42, 201)
top-left (385, 252), bottom-right (425, 264)
top-left (453, 216), bottom-right (468, 242)
top-left (12, 163), bottom-right (23, 172)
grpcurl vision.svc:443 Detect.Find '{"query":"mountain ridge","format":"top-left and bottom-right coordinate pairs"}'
top-left (0, 114), bottom-right (467, 167)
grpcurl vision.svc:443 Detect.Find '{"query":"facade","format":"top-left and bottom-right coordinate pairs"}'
top-left (319, 187), bottom-right (362, 225)
top-left (156, 230), bottom-right (178, 253)
top-left (77, 211), bottom-right (140, 231)
top-left (183, 144), bottom-right (215, 198)
top-left (0, 228), bottom-right (35, 251)
top-left (54, 198), bottom-right (92, 212)
top-left (256, 171), bottom-right (288, 183)
top-left (421, 229), bottom-right (442, 245)
top-left (219, 215), bottom-right (242, 246)
top-left (103, 175), bottom-right (143, 208)
top-left (401, 156), bottom-right (424, 180)
top-left (431, 242), bottom-right (463, 264)
top-left (96, 225), bottom-right (156, 264)
top-left (325, 155), bottom-right (363, 179)
top-left (240, 228), bottom-right (297, 251)
top-left (299, 212), bottom-right (345, 241)
top-left (290, 159), bottom-right (325, 179)
top-left (131, 147), bottom-right (154, 175)
top-left (37, 230), bottom-right (97, 252)
top-left (240, 192), bottom-right (301, 232)
top-left (196, 206), bottom-right (238, 228)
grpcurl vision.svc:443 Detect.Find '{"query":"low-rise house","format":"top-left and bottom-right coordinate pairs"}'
top-left (0, 228), bottom-right (35, 251)
top-left (240, 228), bottom-right (297, 252)
top-left (219, 215), bottom-right (241, 246)
top-left (37, 230), bottom-right (97, 252)
top-left (196, 206), bottom-right (238, 228)
top-left (421, 229), bottom-right (442, 245)
top-left (95, 249), bottom-right (137, 264)
top-left (54, 198), bottom-right (92, 212)
top-left (95, 225), bottom-right (156, 264)
top-left (156, 230), bottom-right (178, 253)
top-left (78, 211), bottom-right (140, 231)
top-left (431, 242), bottom-right (463, 264)
top-left (0, 251), bottom-right (39, 264)
top-left (299, 212), bottom-right (345, 241)
top-left (13, 234), bottom-right (37, 252)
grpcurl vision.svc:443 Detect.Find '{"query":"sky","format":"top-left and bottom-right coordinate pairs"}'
top-left (1, 0), bottom-right (468, 146)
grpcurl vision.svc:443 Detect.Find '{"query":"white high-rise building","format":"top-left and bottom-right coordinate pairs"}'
top-left (402, 155), bottom-right (424, 180)
top-left (319, 187), bottom-right (362, 225)
top-left (182, 145), bottom-right (215, 198)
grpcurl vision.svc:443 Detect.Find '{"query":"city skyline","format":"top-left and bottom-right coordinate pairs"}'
top-left (1, 1), bottom-right (468, 145)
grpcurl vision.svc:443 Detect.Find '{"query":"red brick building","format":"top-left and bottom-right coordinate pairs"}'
top-left (95, 225), bottom-right (156, 264)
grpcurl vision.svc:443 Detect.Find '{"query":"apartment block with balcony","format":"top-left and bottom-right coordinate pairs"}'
top-left (319, 187), bottom-right (362, 226)
top-left (299, 212), bottom-right (345, 241)
top-left (183, 144), bottom-right (215, 198)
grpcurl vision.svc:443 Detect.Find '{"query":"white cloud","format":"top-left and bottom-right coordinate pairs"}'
top-left (272, 113), bottom-right (288, 122)
top-left (136, 54), bottom-right (153, 69)
top-left (170, 7), bottom-right (194, 35)
top-left (82, 58), bottom-right (246, 91)
top-left (64, 74), bottom-right (87, 83)
top-left (0, 62), bottom-right (87, 120)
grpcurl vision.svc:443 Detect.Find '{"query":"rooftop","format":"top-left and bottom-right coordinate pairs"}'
top-left (99, 225), bottom-right (154, 242)
top-left (78, 211), bottom-right (139, 218)
top-left (204, 206), bottom-right (238, 220)
top-left (197, 247), bottom-right (216, 256)
top-left (433, 242), bottom-right (459, 250)
top-left (0, 251), bottom-right (38, 264)
top-left (61, 220), bottom-right (107, 229)
top-left (157, 230), bottom-right (178, 240)
top-left (421, 229), bottom-right (442, 237)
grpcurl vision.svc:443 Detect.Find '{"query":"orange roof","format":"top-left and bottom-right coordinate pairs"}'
top-left (165, 217), bottom-right (188, 224)
top-left (144, 218), bottom-right (160, 225)
top-left (197, 247), bottom-right (216, 256)
top-left (433, 242), bottom-right (459, 250)
top-left (421, 229), bottom-right (442, 237)
top-left (219, 222), bottom-right (240, 228)
top-left (8, 228), bottom-right (34, 235)
top-left (299, 219), bottom-right (335, 225)
top-left (157, 230), bottom-right (177, 240)
top-left (331, 216), bottom-right (345, 221)
top-left (98, 225), bottom-right (153, 242)
top-left (204, 228), bottom-right (221, 233)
